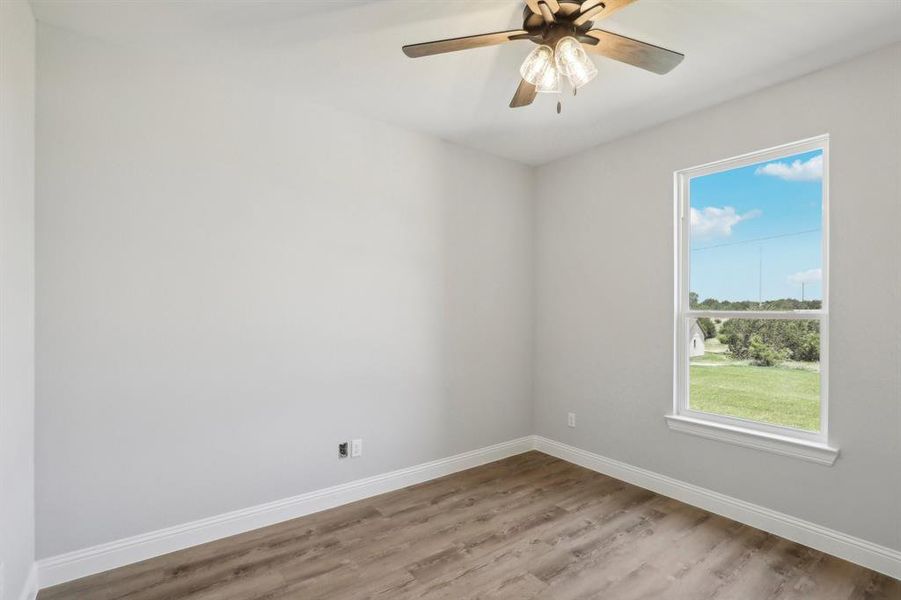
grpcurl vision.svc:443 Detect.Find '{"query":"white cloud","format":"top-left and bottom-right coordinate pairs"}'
top-left (787, 268), bottom-right (822, 285)
top-left (690, 206), bottom-right (761, 237)
top-left (755, 154), bottom-right (823, 182)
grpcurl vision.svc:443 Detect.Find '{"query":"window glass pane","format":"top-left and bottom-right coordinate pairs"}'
top-left (688, 318), bottom-right (821, 431)
top-left (689, 150), bottom-right (823, 311)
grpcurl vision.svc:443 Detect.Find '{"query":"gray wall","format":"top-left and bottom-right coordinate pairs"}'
top-left (34, 20), bottom-right (901, 564)
top-left (36, 26), bottom-right (533, 558)
top-left (533, 43), bottom-right (901, 552)
top-left (0, 1), bottom-right (36, 598)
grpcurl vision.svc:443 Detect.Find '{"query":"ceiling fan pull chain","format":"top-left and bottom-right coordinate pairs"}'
top-left (557, 98), bottom-right (562, 114)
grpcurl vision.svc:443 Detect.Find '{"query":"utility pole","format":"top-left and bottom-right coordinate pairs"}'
top-left (801, 281), bottom-right (806, 302)
top-left (758, 246), bottom-right (763, 305)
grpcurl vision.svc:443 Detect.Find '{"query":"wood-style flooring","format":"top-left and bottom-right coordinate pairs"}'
top-left (40, 451), bottom-right (900, 600)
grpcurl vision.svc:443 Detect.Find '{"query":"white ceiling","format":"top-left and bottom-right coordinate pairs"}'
top-left (31, 0), bottom-right (901, 165)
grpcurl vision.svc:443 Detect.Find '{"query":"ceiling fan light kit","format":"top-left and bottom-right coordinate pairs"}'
top-left (520, 45), bottom-right (555, 85)
top-left (519, 37), bottom-right (597, 95)
top-left (401, 0), bottom-right (684, 110)
top-left (536, 65), bottom-right (561, 94)
top-left (554, 36), bottom-right (598, 89)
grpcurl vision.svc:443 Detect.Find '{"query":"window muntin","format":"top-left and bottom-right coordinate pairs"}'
top-left (675, 137), bottom-right (828, 443)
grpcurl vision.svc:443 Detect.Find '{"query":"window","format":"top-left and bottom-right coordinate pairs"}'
top-left (668, 136), bottom-right (838, 465)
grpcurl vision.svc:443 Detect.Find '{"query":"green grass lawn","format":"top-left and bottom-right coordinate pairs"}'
top-left (690, 360), bottom-right (820, 432)
top-left (689, 351), bottom-right (736, 364)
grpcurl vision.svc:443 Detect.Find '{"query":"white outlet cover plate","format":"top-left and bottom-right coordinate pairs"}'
top-left (351, 439), bottom-right (363, 457)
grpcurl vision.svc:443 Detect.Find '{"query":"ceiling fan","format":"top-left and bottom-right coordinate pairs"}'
top-left (402, 0), bottom-right (683, 110)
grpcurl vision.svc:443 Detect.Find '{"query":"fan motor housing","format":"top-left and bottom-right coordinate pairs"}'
top-left (523, 0), bottom-right (599, 46)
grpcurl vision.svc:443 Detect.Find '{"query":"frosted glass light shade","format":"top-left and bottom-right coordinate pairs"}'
top-left (519, 45), bottom-right (555, 86)
top-left (535, 64), bottom-right (560, 93)
top-left (555, 36), bottom-right (598, 89)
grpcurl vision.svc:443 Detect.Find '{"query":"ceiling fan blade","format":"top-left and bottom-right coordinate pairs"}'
top-left (579, 0), bottom-right (637, 22)
top-left (584, 29), bottom-right (684, 74)
top-left (573, 5), bottom-right (605, 27)
top-left (510, 79), bottom-right (538, 108)
top-left (402, 30), bottom-right (528, 58)
top-left (526, 0), bottom-right (560, 15)
top-left (538, 3), bottom-right (556, 23)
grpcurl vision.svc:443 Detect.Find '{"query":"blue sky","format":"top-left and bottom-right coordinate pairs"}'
top-left (690, 149), bottom-right (823, 302)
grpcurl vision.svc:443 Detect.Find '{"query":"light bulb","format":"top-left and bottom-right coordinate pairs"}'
top-left (535, 64), bottom-right (560, 93)
top-left (555, 36), bottom-right (598, 90)
top-left (519, 45), bottom-right (554, 86)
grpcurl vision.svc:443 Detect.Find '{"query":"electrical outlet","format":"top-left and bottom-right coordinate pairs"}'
top-left (338, 442), bottom-right (349, 459)
top-left (567, 412), bottom-right (576, 428)
top-left (351, 438), bottom-right (363, 458)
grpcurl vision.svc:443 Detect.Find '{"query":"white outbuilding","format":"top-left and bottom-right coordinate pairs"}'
top-left (689, 319), bottom-right (706, 357)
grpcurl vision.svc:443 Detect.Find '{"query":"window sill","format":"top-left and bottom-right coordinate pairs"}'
top-left (665, 414), bottom-right (839, 466)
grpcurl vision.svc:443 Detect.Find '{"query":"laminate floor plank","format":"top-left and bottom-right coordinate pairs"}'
top-left (39, 452), bottom-right (900, 600)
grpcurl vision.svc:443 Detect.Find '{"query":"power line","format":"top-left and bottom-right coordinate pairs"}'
top-left (691, 228), bottom-right (821, 252)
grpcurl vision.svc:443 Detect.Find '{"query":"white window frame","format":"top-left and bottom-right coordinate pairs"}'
top-left (667, 135), bottom-right (839, 465)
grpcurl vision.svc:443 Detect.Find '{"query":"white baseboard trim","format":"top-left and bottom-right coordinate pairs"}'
top-left (17, 563), bottom-right (38, 600)
top-left (533, 435), bottom-right (901, 580)
top-left (37, 436), bottom-right (534, 589)
top-left (37, 434), bottom-right (901, 589)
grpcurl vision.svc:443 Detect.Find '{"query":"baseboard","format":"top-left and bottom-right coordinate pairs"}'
top-left (17, 564), bottom-right (38, 600)
top-left (37, 434), bottom-right (901, 589)
top-left (533, 435), bottom-right (901, 580)
top-left (37, 436), bottom-right (534, 589)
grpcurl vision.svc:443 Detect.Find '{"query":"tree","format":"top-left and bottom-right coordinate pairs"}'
top-left (718, 319), bottom-right (757, 359)
top-left (718, 318), bottom-right (820, 365)
top-left (697, 317), bottom-right (717, 339)
top-left (689, 292), bottom-right (699, 309)
top-left (796, 332), bottom-right (820, 362)
top-left (749, 335), bottom-right (790, 366)
top-left (689, 294), bottom-right (821, 312)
